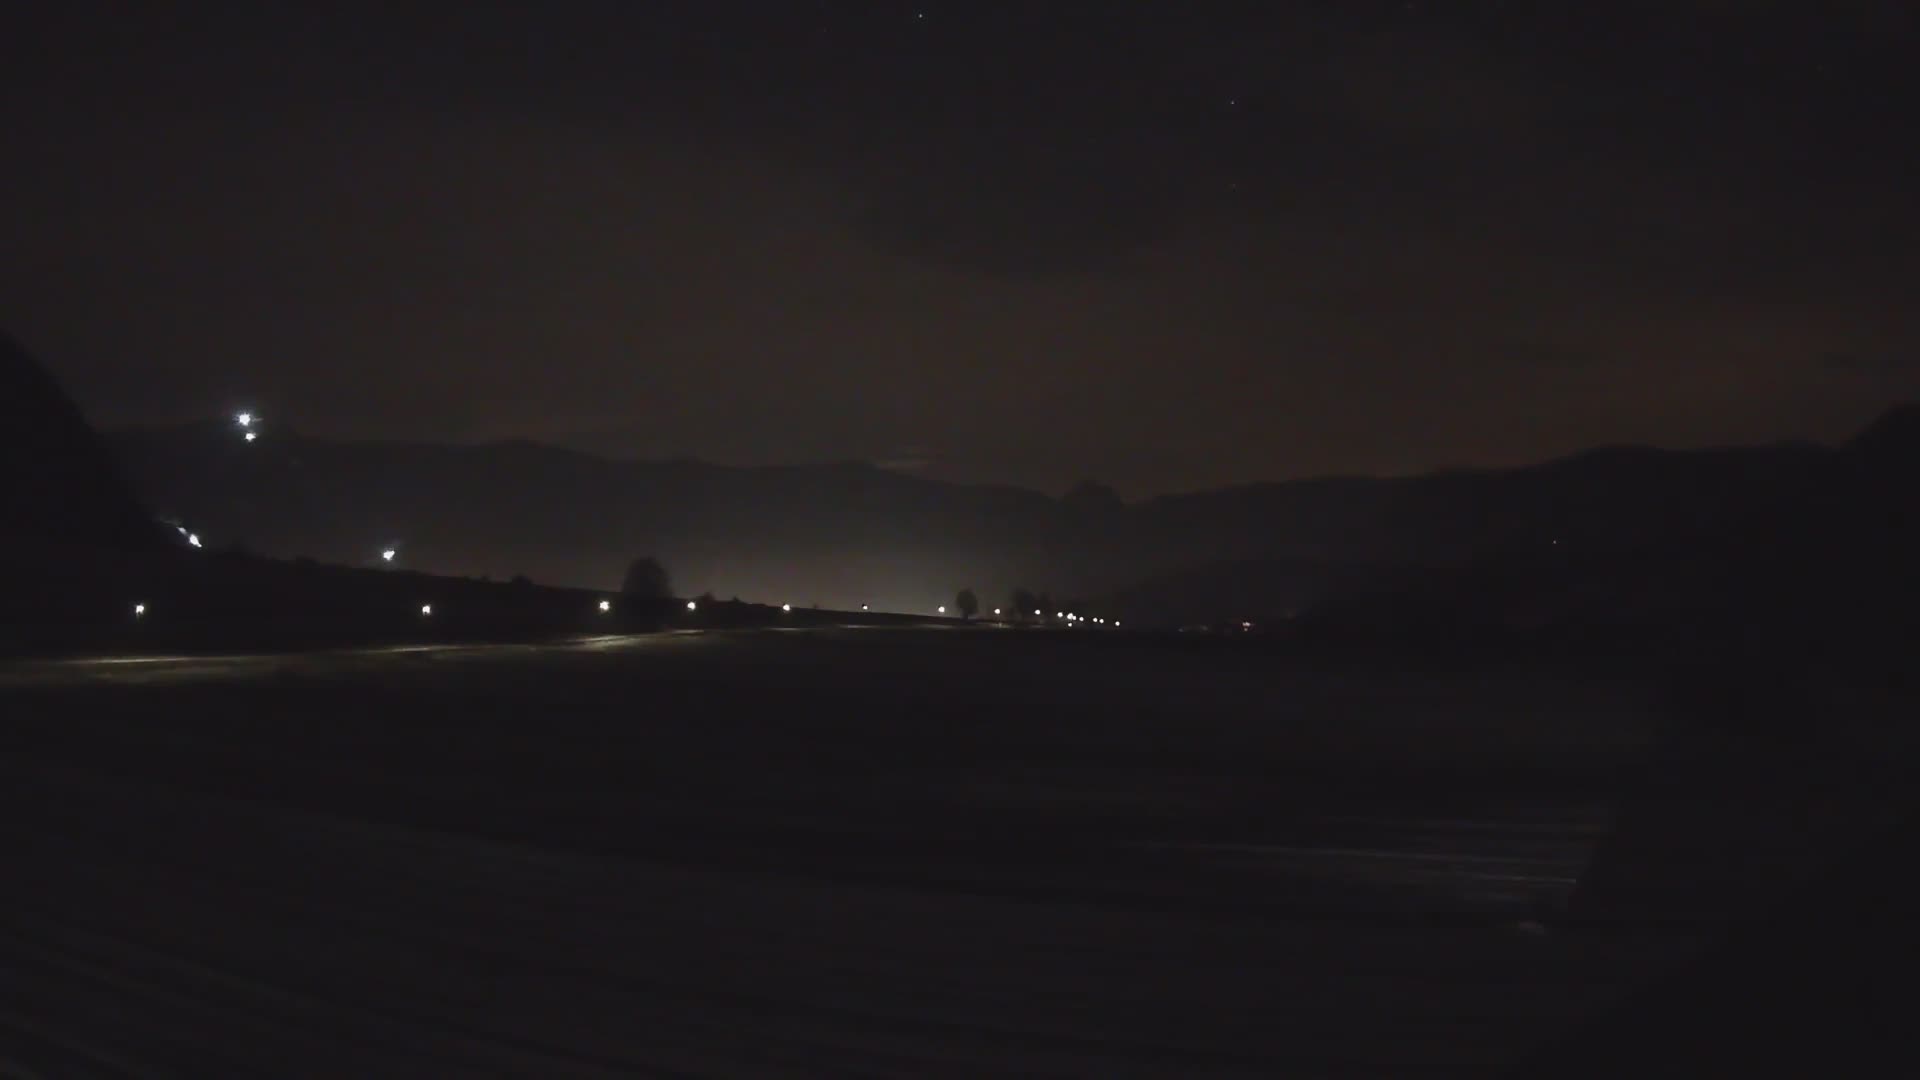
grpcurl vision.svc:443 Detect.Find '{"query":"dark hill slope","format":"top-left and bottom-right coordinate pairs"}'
top-left (0, 331), bottom-right (163, 554)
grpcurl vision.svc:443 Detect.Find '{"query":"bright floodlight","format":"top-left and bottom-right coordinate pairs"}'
top-left (133, 602), bottom-right (146, 617)
top-left (243, 431), bottom-right (258, 442)
top-left (782, 603), bottom-right (792, 612)
top-left (686, 600), bottom-right (698, 611)
top-left (420, 604), bottom-right (433, 616)
top-left (236, 411), bottom-right (253, 428)
top-left (598, 599), bottom-right (611, 612)
top-left (187, 532), bottom-right (202, 548)
top-left (381, 549), bottom-right (396, 562)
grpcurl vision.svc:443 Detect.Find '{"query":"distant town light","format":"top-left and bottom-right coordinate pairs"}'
top-left (381, 549), bottom-right (396, 562)
top-left (937, 605), bottom-right (946, 614)
top-left (1114, 621), bottom-right (1121, 628)
top-left (686, 600), bottom-right (698, 611)
top-left (598, 599), bottom-right (611, 613)
top-left (243, 431), bottom-right (257, 442)
top-left (133, 602), bottom-right (146, 617)
top-left (993, 608), bottom-right (1001, 616)
top-left (861, 604), bottom-right (870, 611)
top-left (236, 411), bottom-right (253, 428)
top-left (1055, 612), bottom-right (1063, 619)
top-left (782, 603), bottom-right (792, 612)
top-left (1034, 609), bottom-right (1042, 616)
top-left (420, 604), bottom-right (433, 616)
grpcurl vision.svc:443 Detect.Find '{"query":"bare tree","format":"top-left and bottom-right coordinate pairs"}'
top-left (620, 556), bottom-right (671, 599)
top-left (955, 587), bottom-right (979, 621)
top-left (1010, 587), bottom-right (1038, 622)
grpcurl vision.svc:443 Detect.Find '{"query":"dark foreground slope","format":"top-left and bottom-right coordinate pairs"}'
top-left (1528, 804), bottom-right (1920, 1077)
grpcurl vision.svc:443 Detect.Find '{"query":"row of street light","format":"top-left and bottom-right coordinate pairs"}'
top-left (128, 592), bottom-right (1117, 626)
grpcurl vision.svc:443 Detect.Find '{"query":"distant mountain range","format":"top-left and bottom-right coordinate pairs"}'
top-left (101, 406), bottom-right (1920, 628)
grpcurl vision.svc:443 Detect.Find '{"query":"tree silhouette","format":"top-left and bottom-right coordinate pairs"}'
top-left (1010, 587), bottom-right (1038, 621)
top-left (955, 587), bottom-right (979, 620)
top-left (620, 556), bottom-right (671, 599)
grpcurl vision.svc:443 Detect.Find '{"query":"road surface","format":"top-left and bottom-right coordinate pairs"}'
top-left (1, 629), bottom-right (1696, 1076)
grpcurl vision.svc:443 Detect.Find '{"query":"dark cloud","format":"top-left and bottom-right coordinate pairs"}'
top-left (4, 1), bottom-right (1918, 494)
top-left (1820, 351), bottom-right (1920, 375)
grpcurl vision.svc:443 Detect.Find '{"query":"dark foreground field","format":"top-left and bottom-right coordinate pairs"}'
top-left (0, 627), bottom-right (1880, 1076)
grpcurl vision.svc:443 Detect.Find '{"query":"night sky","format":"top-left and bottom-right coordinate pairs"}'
top-left (7, 1), bottom-right (1917, 496)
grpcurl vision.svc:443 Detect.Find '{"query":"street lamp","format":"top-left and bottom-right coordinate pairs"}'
top-left (598, 599), bottom-right (611, 613)
top-left (686, 600), bottom-right (698, 611)
top-left (937, 605), bottom-right (946, 614)
top-left (235, 411), bottom-right (253, 428)
top-left (186, 532), bottom-right (202, 549)
top-left (381, 549), bottom-right (396, 563)
top-left (420, 604), bottom-right (433, 616)
top-left (782, 603), bottom-right (792, 612)
top-left (133, 602), bottom-right (146, 618)
top-left (243, 431), bottom-right (257, 443)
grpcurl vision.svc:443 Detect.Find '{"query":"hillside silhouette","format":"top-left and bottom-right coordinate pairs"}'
top-left (107, 410), bottom-right (1916, 630)
top-left (0, 333), bottom-right (700, 652)
top-left (1, 330), bottom-right (166, 555)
